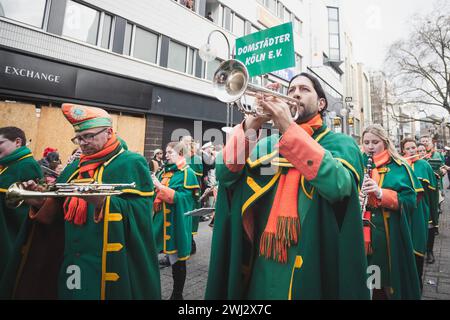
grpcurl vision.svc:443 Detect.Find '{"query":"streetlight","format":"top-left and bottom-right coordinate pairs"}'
top-left (199, 30), bottom-right (234, 133)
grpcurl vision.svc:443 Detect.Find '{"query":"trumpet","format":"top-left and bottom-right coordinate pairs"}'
top-left (5, 182), bottom-right (136, 209)
top-left (213, 59), bottom-right (300, 121)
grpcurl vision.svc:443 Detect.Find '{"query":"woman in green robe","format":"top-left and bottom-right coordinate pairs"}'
top-left (401, 138), bottom-right (438, 291)
top-left (361, 125), bottom-right (421, 299)
top-left (417, 143), bottom-right (440, 264)
top-left (152, 141), bottom-right (200, 300)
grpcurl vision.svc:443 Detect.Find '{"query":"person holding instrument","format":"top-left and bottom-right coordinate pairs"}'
top-left (401, 138), bottom-right (438, 290)
top-left (0, 126), bottom-right (42, 281)
top-left (0, 104), bottom-right (160, 300)
top-left (360, 125), bottom-right (421, 299)
top-left (206, 72), bottom-right (369, 300)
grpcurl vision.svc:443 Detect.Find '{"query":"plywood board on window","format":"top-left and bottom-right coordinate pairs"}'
top-left (0, 101), bottom-right (39, 154)
top-left (35, 106), bottom-right (75, 165)
top-left (115, 113), bottom-right (146, 155)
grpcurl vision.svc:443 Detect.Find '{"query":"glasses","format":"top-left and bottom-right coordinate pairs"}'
top-left (71, 128), bottom-right (108, 145)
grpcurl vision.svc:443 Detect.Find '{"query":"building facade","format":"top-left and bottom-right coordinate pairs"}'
top-left (0, 0), bottom-right (365, 162)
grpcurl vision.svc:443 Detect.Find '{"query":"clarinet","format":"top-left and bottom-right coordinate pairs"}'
top-left (362, 152), bottom-right (374, 255)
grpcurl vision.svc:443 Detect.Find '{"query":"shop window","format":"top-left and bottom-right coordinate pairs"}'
top-left (133, 26), bottom-right (159, 64)
top-left (62, 1), bottom-right (100, 45)
top-left (0, 0), bottom-right (48, 28)
top-left (187, 47), bottom-right (196, 75)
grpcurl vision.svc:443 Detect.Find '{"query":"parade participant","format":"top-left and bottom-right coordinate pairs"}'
top-left (206, 73), bottom-right (369, 299)
top-left (0, 127), bottom-right (42, 279)
top-left (1, 104), bottom-right (160, 300)
top-left (361, 125), bottom-right (421, 299)
top-left (417, 143), bottom-right (439, 264)
top-left (401, 138), bottom-right (438, 290)
top-left (149, 148), bottom-right (164, 174)
top-left (180, 136), bottom-right (203, 254)
top-left (152, 141), bottom-right (200, 300)
top-left (420, 136), bottom-right (446, 241)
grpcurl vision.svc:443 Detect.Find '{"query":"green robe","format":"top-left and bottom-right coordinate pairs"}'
top-left (153, 163), bottom-right (200, 259)
top-left (206, 125), bottom-right (369, 300)
top-left (186, 154), bottom-right (203, 234)
top-left (0, 147), bottom-right (42, 279)
top-left (410, 159), bottom-right (438, 255)
top-left (364, 155), bottom-right (421, 299)
top-left (1, 148), bottom-right (161, 300)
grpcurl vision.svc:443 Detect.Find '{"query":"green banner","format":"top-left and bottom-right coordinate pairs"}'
top-left (235, 22), bottom-right (295, 77)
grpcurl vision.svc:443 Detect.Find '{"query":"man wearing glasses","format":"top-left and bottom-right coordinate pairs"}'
top-left (1, 104), bottom-right (161, 300)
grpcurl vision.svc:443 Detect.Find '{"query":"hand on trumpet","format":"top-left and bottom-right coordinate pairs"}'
top-left (254, 83), bottom-right (296, 133)
top-left (20, 180), bottom-right (48, 208)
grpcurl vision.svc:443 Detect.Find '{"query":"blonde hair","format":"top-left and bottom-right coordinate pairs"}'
top-left (362, 124), bottom-right (403, 161)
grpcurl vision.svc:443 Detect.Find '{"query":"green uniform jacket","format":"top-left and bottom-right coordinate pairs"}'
top-left (1, 149), bottom-right (161, 300)
top-left (410, 159), bottom-right (438, 255)
top-left (186, 155), bottom-right (203, 234)
top-left (364, 155), bottom-right (421, 299)
top-left (0, 147), bottom-right (42, 279)
top-left (206, 125), bottom-right (370, 300)
top-left (153, 163), bottom-right (200, 259)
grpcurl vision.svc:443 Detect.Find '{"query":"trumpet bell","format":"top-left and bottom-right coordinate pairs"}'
top-left (213, 59), bottom-right (249, 103)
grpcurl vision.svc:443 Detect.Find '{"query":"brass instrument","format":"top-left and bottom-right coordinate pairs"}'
top-left (213, 59), bottom-right (300, 121)
top-left (5, 182), bottom-right (136, 209)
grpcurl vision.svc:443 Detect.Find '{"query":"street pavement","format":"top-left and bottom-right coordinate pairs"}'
top-left (160, 185), bottom-right (450, 300)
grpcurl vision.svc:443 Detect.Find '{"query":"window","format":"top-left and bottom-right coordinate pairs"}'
top-left (277, 2), bottom-right (284, 19)
top-left (266, 0), bottom-right (277, 15)
top-left (327, 7), bottom-right (340, 61)
top-left (100, 14), bottom-right (113, 49)
top-left (0, 0), bottom-right (48, 28)
top-left (232, 14), bottom-right (245, 37)
top-left (187, 48), bottom-right (195, 75)
top-left (123, 23), bottom-right (133, 55)
top-left (63, 1), bottom-right (100, 45)
top-left (133, 26), bottom-right (158, 64)
top-left (293, 17), bottom-right (302, 35)
top-left (168, 41), bottom-right (187, 73)
top-left (283, 8), bottom-right (291, 24)
top-left (222, 6), bottom-right (231, 31)
top-left (205, 59), bottom-right (221, 81)
top-left (295, 54), bottom-right (303, 73)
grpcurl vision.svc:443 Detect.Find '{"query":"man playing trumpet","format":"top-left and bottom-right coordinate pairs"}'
top-left (1, 104), bottom-right (160, 300)
top-left (206, 73), bottom-right (369, 299)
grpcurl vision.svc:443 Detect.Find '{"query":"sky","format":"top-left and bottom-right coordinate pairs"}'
top-left (341, 0), bottom-right (437, 71)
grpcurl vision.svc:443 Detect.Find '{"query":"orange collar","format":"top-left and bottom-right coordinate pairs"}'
top-left (299, 114), bottom-right (323, 136)
top-left (373, 149), bottom-right (390, 168)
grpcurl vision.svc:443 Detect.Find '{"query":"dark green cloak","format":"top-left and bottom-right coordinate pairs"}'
top-left (206, 125), bottom-right (369, 300)
top-left (153, 163), bottom-right (200, 259)
top-left (363, 155), bottom-right (421, 299)
top-left (1, 149), bottom-right (161, 300)
top-left (186, 154), bottom-right (203, 234)
top-left (0, 147), bottom-right (42, 279)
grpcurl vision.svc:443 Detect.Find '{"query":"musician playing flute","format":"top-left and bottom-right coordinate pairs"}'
top-left (152, 141), bottom-right (200, 300)
top-left (0, 127), bottom-right (42, 281)
top-left (206, 73), bottom-right (369, 300)
top-left (360, 125), bottom-right (421, 299)
top-left (0, 104), bottom-right (160, 300)
top-left (401, 138), bottom-right (438, 291)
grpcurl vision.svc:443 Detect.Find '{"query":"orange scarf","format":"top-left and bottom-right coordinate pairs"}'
top-left (259, 114), bottom-right (323, 263)
top-left (406, 154), bottom-right (420, 166)
top-left (153, 157), bottom-right (186, 211)
top-left (64, 133), bottom-right (121, 225)
top-left (367, 149), bottom-right (390, 207)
